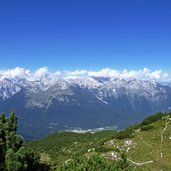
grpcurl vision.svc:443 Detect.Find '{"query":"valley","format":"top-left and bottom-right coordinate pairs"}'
top-left (0, 76), bottom-right (171, 139)
top-left (25, 112), bottom-right (171, 170)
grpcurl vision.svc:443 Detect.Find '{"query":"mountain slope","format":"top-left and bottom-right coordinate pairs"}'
top-left (25, 112), bottom-right (171, 171)
top-left (0, 76), bottom-right (171, 139)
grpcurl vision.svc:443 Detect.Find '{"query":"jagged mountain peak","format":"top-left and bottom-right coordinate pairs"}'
top-left (67, 77), bottom-right (102, 88)
top-left (0, 76), bottom-right (169, 101)
top-left (0, 75), bottom-right (171, 139)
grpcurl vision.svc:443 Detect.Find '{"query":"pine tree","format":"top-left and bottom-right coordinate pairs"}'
top-left (0, 111), bottom-right (47, 171)
top-left (0, 113), bottom-right (6, 170)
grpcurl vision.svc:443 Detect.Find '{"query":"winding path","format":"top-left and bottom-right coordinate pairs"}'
top-left (127, 159), bottom-right (153, 166)
top-left (160, 119), bottom-right (170, 160)
top-left (127, 117), bottom-right (170, 167)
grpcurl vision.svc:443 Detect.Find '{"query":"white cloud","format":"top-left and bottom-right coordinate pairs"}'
top-left (0, 67), bottom-right (30, 79)
top-left (54, 71), bottom-right (61, 75)
top-left (149, 70), bottom-right (168, 80)
top-left (62, 68), bottom-right (170, 83)
top-left (87, 68), bottom-right (170, 82)
top-left (88, 68), bottom-right (119, 77)
top-left (63, 70), bottom-right (88, 79)
top-left (68, 70), bottom-right (87, 76)
top-left (0, 67), bottom-right (170, 83)
top-left (34, 67), bottom-right (49, 79)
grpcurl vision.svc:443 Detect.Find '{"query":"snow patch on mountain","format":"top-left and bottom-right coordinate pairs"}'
top-left (0, 78), bottom-right (21, 100)
top-left (0, 69), bottom-right (171, 111)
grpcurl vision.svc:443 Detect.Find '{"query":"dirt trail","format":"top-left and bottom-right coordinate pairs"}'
top-left (160, 120), bottom-right (170, 159)
top-left (128, 159), bottom-right (153, 166)
top-left (128, 117), bottom-right (170, 167)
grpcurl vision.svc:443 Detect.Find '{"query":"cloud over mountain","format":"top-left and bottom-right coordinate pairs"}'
top-left (0, 67), bottom-right (170, 84)
top-left (0, 67), bottom-right (171, 139)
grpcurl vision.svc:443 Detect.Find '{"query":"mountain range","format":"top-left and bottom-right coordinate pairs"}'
top-left (0, 76), bottom-right (171, 139)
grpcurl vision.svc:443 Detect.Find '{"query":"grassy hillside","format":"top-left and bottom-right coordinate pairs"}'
top-left (25, 112), bottom-right (171, 170)
top-left (25, 131), bottom-right (116, 163)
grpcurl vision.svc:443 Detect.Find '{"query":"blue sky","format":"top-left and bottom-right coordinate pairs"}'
top-left (0, 0), bottom-right (171, 73)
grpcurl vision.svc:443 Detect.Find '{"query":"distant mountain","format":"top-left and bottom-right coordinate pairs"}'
top-left (0, 76), bottom-right (171, 139)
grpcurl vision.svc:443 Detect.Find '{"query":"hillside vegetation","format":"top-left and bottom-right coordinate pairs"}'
top-left (1, 111), bottom-right (171, 170)
top-left (25, 112), bottom-right (171, 171)
top-left (0, 111), bottom-right (49, 171)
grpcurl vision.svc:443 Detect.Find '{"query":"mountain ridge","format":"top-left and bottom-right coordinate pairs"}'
top-left (0, 76), bottom-right (171, 139)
